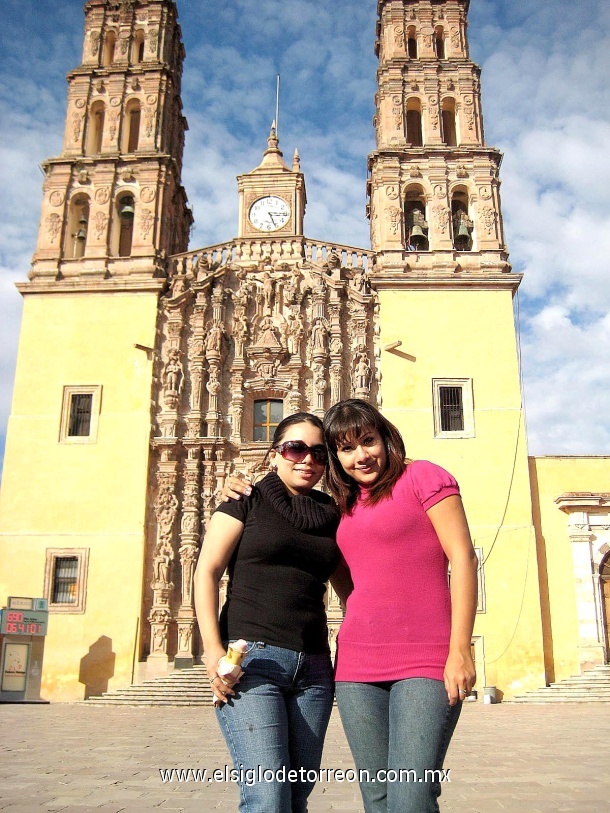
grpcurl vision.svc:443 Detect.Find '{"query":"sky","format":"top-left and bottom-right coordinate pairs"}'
top-left (1, 0), bottom-right (609, 477)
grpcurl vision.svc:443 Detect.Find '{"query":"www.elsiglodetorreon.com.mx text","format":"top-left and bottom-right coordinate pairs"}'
top-left (159, 766), bottom-right (451, 785)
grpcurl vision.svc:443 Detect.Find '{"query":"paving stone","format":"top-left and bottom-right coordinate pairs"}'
top-left (0, 702), bottom-right (609, 812)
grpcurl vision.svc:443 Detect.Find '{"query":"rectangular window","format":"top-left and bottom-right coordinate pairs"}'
top-left (68, 394), bottom-right (93, 437)
top-left (432, 379), bottom-right (474, 438)
top-left (60, 385), bottom-right (102, 443)
top-left (253, 399), bottom-right (283, 442)
top-left (52, 556), bottom-right (79, 604)
top-left (44, 549), bottom-right (89, 614)
top-left (439, 386), bottom-right (463, 432)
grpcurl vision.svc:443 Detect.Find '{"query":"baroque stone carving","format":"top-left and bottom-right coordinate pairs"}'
top-left (385, 206), bottom-right (402, 235)
top-left (140, 208), bottom-right (154, 238)
top-left (46, 214), bottom-right (61, 242)
top-left (93, 211), bottom-right (108, 240)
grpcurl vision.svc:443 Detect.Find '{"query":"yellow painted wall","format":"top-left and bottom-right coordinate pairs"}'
top-left (0, 291), bottom-right (158, 700)
top-left (378, 286), bottom-right (545, 697)
top-left (529, 455), bottom-right (610, 684)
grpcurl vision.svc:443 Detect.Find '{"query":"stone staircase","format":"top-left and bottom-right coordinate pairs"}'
top-left (86, 665), bottom-right (214, 706)
top-left (512, 664), bottom-right (610, 703)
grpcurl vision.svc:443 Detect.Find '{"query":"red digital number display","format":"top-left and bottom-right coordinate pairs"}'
top-left (1, 609), bottom-right (47, 636)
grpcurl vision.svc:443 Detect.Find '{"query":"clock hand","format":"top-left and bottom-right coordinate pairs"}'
top-left (268, 213), bottom-right (277, 227)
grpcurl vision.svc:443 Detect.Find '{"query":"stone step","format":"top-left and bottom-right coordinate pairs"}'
top-left (512, 665), bottom-right (610, 703)
top-left (87, 665), bottom-right (214, 706)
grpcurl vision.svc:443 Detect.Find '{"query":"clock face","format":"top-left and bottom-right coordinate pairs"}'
top-left (248, 195), bottom-right (291, 232)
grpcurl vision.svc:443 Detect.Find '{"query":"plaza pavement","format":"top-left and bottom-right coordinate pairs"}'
top-left (1, 701), bottom-right (609, 812)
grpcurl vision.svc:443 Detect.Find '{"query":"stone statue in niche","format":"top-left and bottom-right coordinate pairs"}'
top-left (352, 267), bottom-right (371, 295)
top-left (353, 351), bottom-right (372, 391)
top-left (163, 349), bottom-right (184, 394)
top-left (287, 312), bottom-right (304, 356)
top-left (260, 270), bottom-right (275, 313)
top-left (257, 316), bottom-right (280, 348)
top-left (311, 320), bottom-right (328, 353)
top-left (152, 539), bottom-right (173, 587)
top-left (233, 311), bottom-right (248, 357)
top-left (205, 322), bottom-right (223, 353)
top-left (234, 267), bottom-right (253, 308)
top-left (283, 266), bottom-right (302, 305)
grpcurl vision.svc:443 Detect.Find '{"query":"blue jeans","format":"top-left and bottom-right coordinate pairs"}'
top-left (215, 642), bottom-right (334, 813)
top-left (335, 678), bottom-right (461, 813)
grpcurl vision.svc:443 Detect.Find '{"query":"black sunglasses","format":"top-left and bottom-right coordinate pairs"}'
top-left (273, 440), bottom-right (328, 465)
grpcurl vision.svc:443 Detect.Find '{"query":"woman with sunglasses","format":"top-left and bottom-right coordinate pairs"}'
top-left (194, 412), bottom-right (351, 813)
top-left (223, 399), bottom-right (477, 813)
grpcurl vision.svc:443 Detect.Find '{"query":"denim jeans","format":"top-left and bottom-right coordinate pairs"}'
top-left (335, 678), bottom-right (461, 813)
top-left (215, 642), bottom-right (334, 813)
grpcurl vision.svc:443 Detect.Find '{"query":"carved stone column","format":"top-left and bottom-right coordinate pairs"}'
top-left (175, 446), bottom-right (201, 668)
top-left (148, 452), bottom-right (179, 674)
top-left (567, 515), bottom-right (606, 670)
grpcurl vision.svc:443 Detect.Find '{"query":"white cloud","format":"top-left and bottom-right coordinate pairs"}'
top-left (0, 0), bottom-right (609, 474)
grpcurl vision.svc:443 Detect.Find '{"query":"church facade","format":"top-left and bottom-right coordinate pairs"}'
top-left (0, 0), bottom-right (608, 702)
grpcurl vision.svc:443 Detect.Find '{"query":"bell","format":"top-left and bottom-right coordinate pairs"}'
top-left (119, 198), bottom-right (135, 219)
top-left (454, 222), bottom-right (472, 250)
top-left (409, 224), bottom-right (428, 249)
top-left (76, 215), bottom-right (88, 241)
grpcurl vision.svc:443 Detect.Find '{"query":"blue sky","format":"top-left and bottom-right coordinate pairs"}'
top-left (1, 0), bottom-right (609, 476)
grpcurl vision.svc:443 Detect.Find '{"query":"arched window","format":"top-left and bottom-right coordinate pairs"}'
top-left (253, 399), bottom-right (283, 442)
top-left (64, 196), bottom-right (90, 259)
top-left (404, 187), bottom-right (429, 251)
top-left (112, 194), bottom-right (135, 257)
top-left (102, 31), bottom-right (117, 66)
top-left (451, 189), bottom-right (473, 251)
top-left (434, 27), bottom-right (445, 59)
top-left (123, 100), bottom-right (141, 152)
top-left (406, 98), bottom-right (423, 146)
top-left (86, 101), bottom-right (105, 155)
top-left (407, 26), bottom-right (418, 59)
top-left (132, 30), bottom-right (145, 64)
top-left (441, 98), bottom-right (458, 146)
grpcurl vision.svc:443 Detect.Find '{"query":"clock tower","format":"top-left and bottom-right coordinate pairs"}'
top-left (237, 125), bottom-right (306, 238)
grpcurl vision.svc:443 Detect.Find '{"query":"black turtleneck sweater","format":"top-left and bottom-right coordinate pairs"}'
top-left (215, 472), bottom-right (340, 654)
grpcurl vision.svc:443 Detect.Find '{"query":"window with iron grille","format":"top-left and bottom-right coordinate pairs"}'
top-left (253, 399), bottom-right (283, 442)
top-left (52, 557), bottom-right (79, 604)
top-left (68, 394), bottom-right (93, 437)
top-left (44, 549), bottom-right (89, 613)
top-left (60, 385), bottom-right (101, 443)
top-left (439, 386), bottom-right (464, 432)
top-left (432, 379), bottom-right (474, 438)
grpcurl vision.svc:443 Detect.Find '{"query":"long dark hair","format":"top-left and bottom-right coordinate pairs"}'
top-left (323, 399), bottom-right (406, 514)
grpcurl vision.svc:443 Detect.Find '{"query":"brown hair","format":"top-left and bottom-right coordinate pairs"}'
top-left (323, 399), bottom-right (406, 514)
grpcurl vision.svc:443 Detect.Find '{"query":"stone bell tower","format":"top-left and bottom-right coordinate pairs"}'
top-left (0, 0), bottom-right (192, 701)
top-left (30, 0), bottom-right (191, 282)
top-left (370, 0), bottom-right (546, 697)
top-left (370, 0), bottom-right (507, 275)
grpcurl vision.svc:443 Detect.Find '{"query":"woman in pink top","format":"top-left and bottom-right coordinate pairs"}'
top-left (324, 399), bottom-right (477, 813)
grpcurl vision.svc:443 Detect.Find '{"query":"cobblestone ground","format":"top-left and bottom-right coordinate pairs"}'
top-left (1, 702), bottom-right (609, 812)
